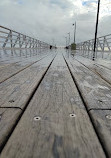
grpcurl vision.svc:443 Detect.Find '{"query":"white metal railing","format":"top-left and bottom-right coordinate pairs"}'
top-left (0, 25), bottom-right (51, 49)
top-left (76, 34), bottom-right (111, 52)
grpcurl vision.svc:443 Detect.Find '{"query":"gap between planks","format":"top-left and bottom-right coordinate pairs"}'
top-left (63, 54), bottom-right (110, 158)
top-left (0, 54), bottom-right (105, 158)
top-left (72, 56), bottom-right (111, 86)
top-left (0, 107), bottom-right (22, 110)
top-left (0, 54), bottom-right (56, 153)
top-left (0, 54), bottom-right (50, 84)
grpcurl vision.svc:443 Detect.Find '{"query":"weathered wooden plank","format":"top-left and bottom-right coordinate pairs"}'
top-left (0, 54), bottom-right (105, 158)
top-left (64, 55), bottom-right (111, 110)
top-left (96, 59), bottom-right (111, 70)
top-left (0, 50), bottom-right (51, 83)
top-left (0, 53), bottom-right (56, 109)
top-left (92, 64), bottom-right (111, 84)
top-left (0, 108), bottom-right (21, 149)
top-left (0, 55), bottom-right (49, 83)
top-left (74, 55), bottom-right (111, 71)
top-left (73, 56), bottom-right (111, 85)
top-left (89, 110), bottom-right (111, 157)
top-left (0, 62), bottom-right (19, 69)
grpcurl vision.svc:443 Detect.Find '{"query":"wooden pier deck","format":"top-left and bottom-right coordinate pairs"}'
top-left (0, 48), bottom-right (111, 158)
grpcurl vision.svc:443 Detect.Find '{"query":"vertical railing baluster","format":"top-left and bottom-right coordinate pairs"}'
top-left (10, 30), bottom-right (13, 48)
top-left (2, 31), bottom-right (11, 48)
top-left (18, 33), bottom-right (21, 48)
top-left (29, 37), bottom-right (31, 48)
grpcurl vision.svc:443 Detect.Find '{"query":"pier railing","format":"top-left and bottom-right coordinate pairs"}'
top-left (0, 25), bottom-right (50, 49)
top-left (76, 34), bottom-right (111, 52)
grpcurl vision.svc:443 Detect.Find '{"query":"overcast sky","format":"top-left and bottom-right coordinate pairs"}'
top-left (0, 0), bottom-right (111, 46)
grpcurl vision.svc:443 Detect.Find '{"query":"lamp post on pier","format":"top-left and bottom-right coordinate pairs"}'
top-left (65, 37), bottom-right (67, 47)
top-left (73, 22), bottom-right (76, 44)
top-left (68, 32), bottom-right (70, 47)
top-left (93, 0), bottom-right (100, 61)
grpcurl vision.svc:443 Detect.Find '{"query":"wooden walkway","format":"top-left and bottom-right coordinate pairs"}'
top-left (0, 48), bottom-right (111, 158)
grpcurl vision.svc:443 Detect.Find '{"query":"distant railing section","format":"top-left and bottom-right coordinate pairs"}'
top-left (0, 25), bottom-right (51, 49)
top-left (76, 34), bottom-right (111, 52)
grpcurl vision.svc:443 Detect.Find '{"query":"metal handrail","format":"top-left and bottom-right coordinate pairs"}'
top-left (0, 25), bottom-right (51, 49)
top-left (77, 34), bottom-right (111, 52)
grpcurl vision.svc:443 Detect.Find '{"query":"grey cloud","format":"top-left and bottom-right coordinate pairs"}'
top-left (0, 0), bottom-right (110, 45)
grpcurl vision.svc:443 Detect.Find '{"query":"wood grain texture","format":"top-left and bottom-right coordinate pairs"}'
top-left (74, 56), bottom-right (111, 85)
top-left (89, 110), bottom-right (111, 157)
top-left (0, 54), bottom-right (105, 158)
top-left (91, 64), bottom-right (111, 85)
top-left (64, 54), bottom-right (111, 110)
top-left (0, 108), bottom-right (21, 149)
top-left (96, 59), bottom-right (111, 70)
top-left (0, 50), bottom-right (51, 83)
top-left (0, 54), bottom-right (56, 109)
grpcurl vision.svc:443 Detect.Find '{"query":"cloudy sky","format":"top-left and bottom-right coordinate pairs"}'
top-left (0, 0), bottom-right (111, 46)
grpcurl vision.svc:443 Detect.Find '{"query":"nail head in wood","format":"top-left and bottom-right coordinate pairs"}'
top-left (70, 113), bottom-right (76, 118)
top-left (9, 100), bottom-right (15, 103)
top-left (106, 115), bottom-right (111, 120)
top-left (98, 100), bottom-right (103, 103)
top-left (34, 116), bottom-right (41, 121)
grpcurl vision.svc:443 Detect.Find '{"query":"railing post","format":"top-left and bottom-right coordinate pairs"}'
top-left (19, 34), bottom-right (21, 48)
top-left (104, 36), bottom-right (110, 51)
top-left (29, 37), bottom-right (32, 48)
top-left (2, 31), bottom-right (11, 48)
top-left (35, 40), bottom-right (37, 48)
top-left (20, 35), bottom-right (25, 48)
top-left (25, 37), bottom-right (30, 48)
top-left (13, 34), bottom-right (19, 48)
top-left (10, 30), bottom-right (13, 48)
top-left (103, 37), bottom-right (105, 52)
